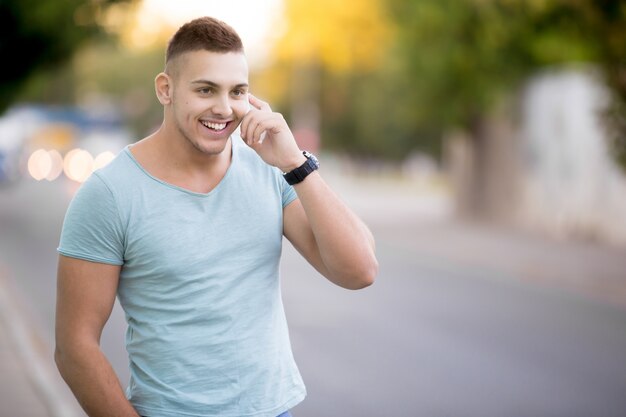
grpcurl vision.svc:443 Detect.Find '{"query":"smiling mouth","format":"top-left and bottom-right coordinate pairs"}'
top-left (200, 120), bottom-right (229, 131)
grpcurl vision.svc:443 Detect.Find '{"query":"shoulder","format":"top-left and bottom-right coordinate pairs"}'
top-left (78, 145), bottom-right (148, 206)
top-left (90, 146), bottom-right (136, 188)
top-left (67, 146), bottom-right (140, 217)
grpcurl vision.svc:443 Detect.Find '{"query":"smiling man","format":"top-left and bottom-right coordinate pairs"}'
top-left (54, 17), bottom-right (378, 417)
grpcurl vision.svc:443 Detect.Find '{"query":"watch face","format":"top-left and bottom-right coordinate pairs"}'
top-left (303, 151), bottom-right (319, 167)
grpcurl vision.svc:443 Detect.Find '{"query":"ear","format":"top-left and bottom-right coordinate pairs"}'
top-left (155, 72), bottom-right (172, 105)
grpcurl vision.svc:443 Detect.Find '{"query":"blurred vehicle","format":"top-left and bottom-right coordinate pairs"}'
top-left (0, 106), bottom-right (44, 185)
top-left (0, 104), bottom-right (132, 185)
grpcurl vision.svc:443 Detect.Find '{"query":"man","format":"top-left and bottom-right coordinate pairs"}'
top-left (55, 17), bottom-right (377, 417)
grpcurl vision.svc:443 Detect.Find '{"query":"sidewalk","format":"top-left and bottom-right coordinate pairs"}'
top-left (328, 171), bottom-right (626, 310)
top-left (0, 271), bottom-right (82, 417)
top-left (0, 314), bottom-right (50, 417)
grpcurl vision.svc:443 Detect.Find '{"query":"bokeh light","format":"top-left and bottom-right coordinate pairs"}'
top-left (45, 150), bottom-right (64, 181)
top-left (93, 151), bottom-right (116, 171)
top-left (63, 149), bottom-right (94, 183)
top-left (27, 149), bottom-right (52, 181)
top-left (26, 148), bottom-right (116, 182)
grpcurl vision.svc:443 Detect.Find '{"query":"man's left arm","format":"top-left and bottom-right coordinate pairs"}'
top-left (241, 94), bottom-right (378, 289)
top-left (283, 171), bottom-right (378, 289)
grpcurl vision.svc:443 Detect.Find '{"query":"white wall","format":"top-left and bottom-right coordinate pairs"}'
top-left (519, 69), bottom-right (626, 245)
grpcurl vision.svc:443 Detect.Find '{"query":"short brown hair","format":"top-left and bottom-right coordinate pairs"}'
top-left (165, 17), bottom-right (243, 64)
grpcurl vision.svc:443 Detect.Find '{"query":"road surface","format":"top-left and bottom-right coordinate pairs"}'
top-left (1, 172), bottom-right (626, 417)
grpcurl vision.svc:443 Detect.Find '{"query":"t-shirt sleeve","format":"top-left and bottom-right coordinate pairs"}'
top-left (280, 175), bottom-right (298, 208)
top-left (57, 173), bottom-right (125, 265)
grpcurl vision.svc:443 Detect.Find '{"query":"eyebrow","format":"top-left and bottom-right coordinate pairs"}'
top-left (190, 80), bottom-right (249, 89)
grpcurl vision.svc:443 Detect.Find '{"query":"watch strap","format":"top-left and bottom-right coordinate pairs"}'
top-left (283, 152), bottom-right (319, 185)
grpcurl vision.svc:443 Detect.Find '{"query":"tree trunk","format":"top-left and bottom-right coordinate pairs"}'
top-left (446, 114), bottom-right (521, 221)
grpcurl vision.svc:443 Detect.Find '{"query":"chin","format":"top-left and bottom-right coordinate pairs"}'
top-left (190, 136), bottom-right (231, 156)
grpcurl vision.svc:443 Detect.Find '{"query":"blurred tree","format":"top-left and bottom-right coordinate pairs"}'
top-left (270, 0), bottom-right (625, 166)
top-left (390, 0), bottom-right (626, 166)
top-left (267, 0), bottom-right (398, 157)
top-left (0, 0), bottom-right (133, 114)
top-left (575, 0), bottom-right (626, 168)
top-left (384, 0), bottom-right (626, 218)
top-left (73, 41), bottom-right (165, 136)
top-left (274, 0), bottom-right (393, 73)
top-left (17, 39), bottom-right (167, 138)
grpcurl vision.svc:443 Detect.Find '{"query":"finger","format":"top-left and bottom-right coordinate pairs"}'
top-left (247, 111), bottom-right (277, 142)
top-left (240, 108), bottom-right (262, 143)
top-left (242, 112), bottom-right (269, 145)
top-left (240, 111), bottom-right (252, 141)
top-left (251, 119), bottom-right (269, 145)
top-left (248, 93), bottom-right (272, 112)
top-left (249, 134), bottom-right (264, 150)
top-left (255, 113), bottom-right (286, 144)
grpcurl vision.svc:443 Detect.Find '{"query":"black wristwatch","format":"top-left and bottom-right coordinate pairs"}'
top-left (283, 151), bottom-right (319, 185)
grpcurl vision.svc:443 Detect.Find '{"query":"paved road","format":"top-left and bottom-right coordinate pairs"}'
top-left (1, 173), bottom-right (626, 417)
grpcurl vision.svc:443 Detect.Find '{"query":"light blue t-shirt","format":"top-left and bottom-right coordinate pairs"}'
top-left (58, 136), bottom-right (306, 417)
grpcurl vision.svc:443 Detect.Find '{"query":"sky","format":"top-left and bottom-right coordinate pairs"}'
top-left (126, 0), bottom-right (285, 66)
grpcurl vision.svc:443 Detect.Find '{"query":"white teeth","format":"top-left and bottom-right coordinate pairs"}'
top-left (201, 121), bottom-right (227, 130)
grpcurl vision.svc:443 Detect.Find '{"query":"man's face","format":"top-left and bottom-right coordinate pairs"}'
top-left (167, 50), bottom-right (249, 156)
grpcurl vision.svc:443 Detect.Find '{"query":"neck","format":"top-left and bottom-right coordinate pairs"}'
top-left (130, 124), bottom-right (233, 194)
top-left (151, 122), bottom-right (232, 174)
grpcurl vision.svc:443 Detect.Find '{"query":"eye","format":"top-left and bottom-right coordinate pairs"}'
top-left (198, 87), bottom-right (214, 95)
top-left (231, 89), bottom-right (245, 97)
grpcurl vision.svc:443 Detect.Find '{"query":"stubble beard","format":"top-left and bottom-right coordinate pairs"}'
top-left (174, 114), bottom-right (229, 157)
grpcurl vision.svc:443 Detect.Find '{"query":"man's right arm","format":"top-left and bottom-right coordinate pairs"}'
top-left (55, 255), bottom-right (139, 417)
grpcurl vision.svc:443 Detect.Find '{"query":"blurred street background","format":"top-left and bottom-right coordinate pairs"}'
top-left (1, 1), bottom-right (626, 416)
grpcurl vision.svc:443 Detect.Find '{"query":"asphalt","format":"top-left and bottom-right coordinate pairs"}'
top-left (2, 171), bottom-right (626, 416)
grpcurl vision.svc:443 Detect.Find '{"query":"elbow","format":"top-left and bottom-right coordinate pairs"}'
top-left (341, 257), bottom-right (379, 290)
top-left (54, 340), bottom-right (88, 383)
top-left (54, 339), bottom-right (81, 376)
top-left (54, 345), bottom-right (67, 379)
top-left (357, 258), bottom-right (379, 289)
top-left (54, 344), bottom-right (69, 374)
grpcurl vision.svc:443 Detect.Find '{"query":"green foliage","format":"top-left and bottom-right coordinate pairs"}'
top-left (16, 39), bottom-right (165, 137)
top-left (0, 0), bottom-right (132, 113)
top-left (74, 41), bottom-right (165, 136)
top-left (388, 0), bottom-right (626, 163)
top-left (579, 0), bottom-right (626, 168)
top-left (281, 0), bottom-right (625, 161)
top-left (318, 59), bottom-right (443, 160)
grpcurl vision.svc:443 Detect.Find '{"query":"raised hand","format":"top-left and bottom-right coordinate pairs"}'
top-left (240, 94), bottom-right (306, 173)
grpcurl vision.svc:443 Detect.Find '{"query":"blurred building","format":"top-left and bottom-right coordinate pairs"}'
top-left (446, 69), bottom-right (626, 246)
top-left (519, 69), bottom-right (626, 245)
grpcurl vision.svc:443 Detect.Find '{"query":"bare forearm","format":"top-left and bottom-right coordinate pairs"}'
top-left (55, 343), bottom-right (139, 417)
top-left (293, 171), bottom-right (378, 288)
top-left (241, 94), bottom-right (377, 287)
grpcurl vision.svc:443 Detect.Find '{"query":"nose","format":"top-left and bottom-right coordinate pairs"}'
top-left (211, 94), bottom-right (233, 117)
